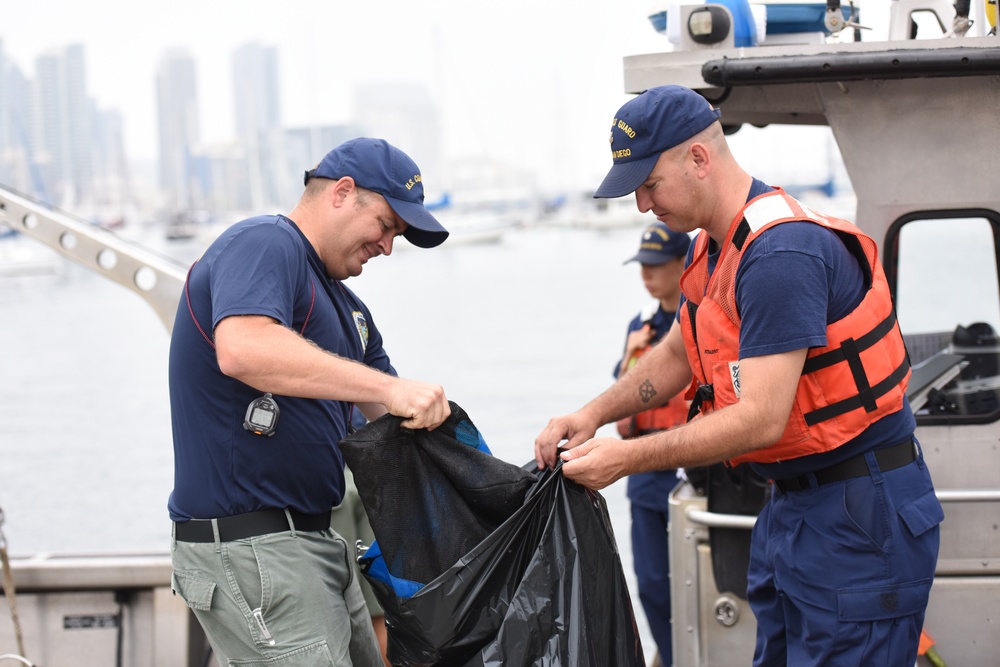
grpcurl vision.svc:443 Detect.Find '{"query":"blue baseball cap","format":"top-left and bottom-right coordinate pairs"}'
top-left (595, 86), bottom-right (722, 199)
top-left (624, 221), bottom-right (691, 265)
top-left (304, 137), bottom-right (449, 248)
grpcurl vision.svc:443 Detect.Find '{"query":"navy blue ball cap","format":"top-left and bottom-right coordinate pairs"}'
top-left (624, 221), bottom-right (692, 265)
top-left (305, 137), bottom-right (449, 248)
top-left (595, 86), bottom-right (722, 199)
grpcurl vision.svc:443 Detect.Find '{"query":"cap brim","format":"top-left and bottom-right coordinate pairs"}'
top-left (594, 153), bottom-right (661, 199)
top-left (384, 195), bottom-right (450, 248)
top-left (623, 249), bottom-right (674, 266)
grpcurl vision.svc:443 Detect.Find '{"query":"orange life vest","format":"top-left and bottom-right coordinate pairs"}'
top-left (678, 191), bottom-right (910, 465)
top-left (623, 346), bottom-right (691, 433)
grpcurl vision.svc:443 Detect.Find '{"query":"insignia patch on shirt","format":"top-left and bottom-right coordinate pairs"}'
top-left (728, 361), bottom-right (741, 398)
top-left (353, 311), bottom-right (368, 352)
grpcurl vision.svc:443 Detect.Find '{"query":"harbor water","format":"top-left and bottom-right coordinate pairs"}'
top-left (0, 221), bottom-right (663, 658)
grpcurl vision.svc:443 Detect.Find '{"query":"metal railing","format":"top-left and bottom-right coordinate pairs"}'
top-left (686, 488), bottom-right (1000, 529)
top-left (0, 186), bottom-right (186, 333)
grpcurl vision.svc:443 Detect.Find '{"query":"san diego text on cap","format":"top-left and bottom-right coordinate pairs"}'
top-left (595, 86), bottom-right (722, 199)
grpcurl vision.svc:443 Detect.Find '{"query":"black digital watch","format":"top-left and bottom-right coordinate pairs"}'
top-left (244, 393), bottom-right (280, 437)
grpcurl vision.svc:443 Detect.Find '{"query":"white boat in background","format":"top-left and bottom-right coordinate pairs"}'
top-left (391, 209), bottom-right (517, 250)
top-left (434, 211), bottom-right (517, 246)
top-left (541, 191), bottom-right (652, 230)
top-left (404, 186), bottom-right (530, 248)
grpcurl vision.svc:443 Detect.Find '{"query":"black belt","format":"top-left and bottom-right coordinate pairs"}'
top-left (174, 509), bottom-right (332, 543)
top-left (772, 438), bottom-right (917, 493)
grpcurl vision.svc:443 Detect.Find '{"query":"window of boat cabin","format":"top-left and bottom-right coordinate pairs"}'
top-left (886, 211), bottom-right (1000, 425)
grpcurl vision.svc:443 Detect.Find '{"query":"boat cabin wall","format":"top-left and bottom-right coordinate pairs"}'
top-left (823, 74), bottom-right (1000, 251)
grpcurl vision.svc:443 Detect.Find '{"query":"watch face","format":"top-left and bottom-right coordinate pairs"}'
top-left (245, 395), bottom-right (279, 435)
top-left (251, 407), bottom-right (274, 427)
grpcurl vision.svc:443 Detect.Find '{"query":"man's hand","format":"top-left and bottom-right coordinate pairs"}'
top-left (559, 437), bottom-right (629, 490)
top-left (534, 412), bottom-right (600, 470)
top-left (386, 379), bottom-right (451, 430)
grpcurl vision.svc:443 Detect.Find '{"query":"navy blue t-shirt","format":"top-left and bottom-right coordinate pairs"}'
top-left (689, 180), bottom-right (914, 478)
top-left (616, 304), bottom-right (681, 511)
top-left (168, 215), bottom-right (396, 521)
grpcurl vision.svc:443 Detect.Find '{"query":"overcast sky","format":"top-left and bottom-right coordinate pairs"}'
top-left (4, 0), bottom-right (682, 191)
top-left (4, 0), bottom-right (874, 198)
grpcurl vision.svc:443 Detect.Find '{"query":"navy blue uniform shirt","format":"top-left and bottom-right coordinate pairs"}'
top-left (168, 215), bottom-right (395, 521)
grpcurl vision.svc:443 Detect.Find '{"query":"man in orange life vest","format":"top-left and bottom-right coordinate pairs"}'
top-left (535, 85), bottom-right (942, 666)
top-left (615, 221), bottom-right (690, 666)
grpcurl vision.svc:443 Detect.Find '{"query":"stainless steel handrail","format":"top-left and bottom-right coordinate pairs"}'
top-left (686, 489), bottom-right (1000, 529)
top-left (935, 489), bottom-right (1000, 502)
top-left (686, 509), bottom-right (757, 529)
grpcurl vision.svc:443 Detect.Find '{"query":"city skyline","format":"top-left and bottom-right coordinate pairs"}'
top-left (3, 0), bottom-right (670, 195)
top-left (3, 0), bottom-right (853, 219)
top-left (1, 36), bottom-right (489, 217)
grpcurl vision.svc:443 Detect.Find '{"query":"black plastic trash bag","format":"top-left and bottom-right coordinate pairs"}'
top-left (338, 402), bottom-right (644, 667)
top-left (340, 402), bottom-right (535, 593)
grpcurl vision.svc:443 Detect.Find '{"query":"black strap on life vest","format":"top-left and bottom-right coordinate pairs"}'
top-left (803, 356), bottom-right (910, 426)
top-left (801, 311), bottom-right (900, 374)
top-left (800, 310), bottom-right (909, 426)
top-left (731, 217), bottom-right (751, 251)
top-left (686, 299), bottom-right (700, 348)
top-left (686, 383), bottom-right (715, 423)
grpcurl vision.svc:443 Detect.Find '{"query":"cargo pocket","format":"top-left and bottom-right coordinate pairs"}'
top-left (228, 640), bottom-right (335, 667)
top-left (898, 488), bottom-right (944, 538)
top-left (837, 578), bottom-right (932, 622)
top-left (836, 579), bottom-right (931, 663)
top-left (172, 569), bottom-right (217, 612)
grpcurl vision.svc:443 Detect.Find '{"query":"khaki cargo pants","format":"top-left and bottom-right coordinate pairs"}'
top-left (171, 523), bottom-right (382, 666)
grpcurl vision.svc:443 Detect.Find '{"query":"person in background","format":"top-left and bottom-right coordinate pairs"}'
top-left (535, 85), bottom-right (942, 666)
top-left (332, 408), bottom-right (389, 666)
top-left (331, 465), bottom-right (390, 666)
top-left (168, 137), bottom-right (451, 666)
top-left (614, 221), bottom-right (690, 667)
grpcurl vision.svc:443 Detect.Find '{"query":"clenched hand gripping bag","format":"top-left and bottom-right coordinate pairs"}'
top-left (338, 402), bottom-right (644, 667)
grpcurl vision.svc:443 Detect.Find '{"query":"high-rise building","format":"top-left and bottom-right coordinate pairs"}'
top-left (156, 49), bottom-right (201, 210)
top-left (27, 44), bottom-right (92, 206)
top-left (90, 106), bottom-right (130, 224)
top-left (0, 40), bottom-right (9, 166)
top-left (232, 42), bottom-right (281, 210)
top-left (232, 43), bottom-right (280, 143)
top-left (63, 45), bottom-right (91, 207)
top-left (0, 40), bottom-right (19, 193)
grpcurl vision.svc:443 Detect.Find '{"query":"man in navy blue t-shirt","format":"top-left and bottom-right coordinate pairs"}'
top-left (169, 138), bottom-right (451, 666)
top-left (536, 87), bottom-right (941, 666)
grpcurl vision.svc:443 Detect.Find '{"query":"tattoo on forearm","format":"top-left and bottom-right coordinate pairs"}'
top-left (639, 379), bottom-right (657, 404)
